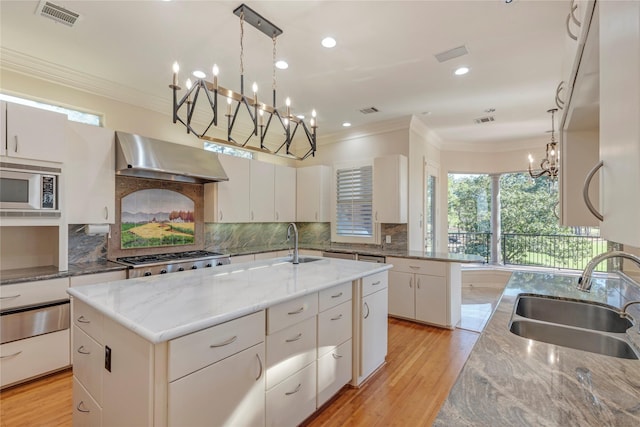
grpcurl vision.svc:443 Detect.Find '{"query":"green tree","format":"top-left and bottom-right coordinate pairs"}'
top-left (448, 174), bottom-right (491, 232)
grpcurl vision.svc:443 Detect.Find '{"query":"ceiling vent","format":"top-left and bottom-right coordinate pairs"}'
top-left (474, 116), bottom-right (495, 124)
top-left (434, 45), bottom-right (469, 63)
top-left (359, 107), bottom-right (379, 114)
top-left (36, 1), bottom-right (80, 27)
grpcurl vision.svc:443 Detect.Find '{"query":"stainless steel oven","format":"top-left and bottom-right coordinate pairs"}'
top-left (0, 162), bottom-right (60, 216)
top-left (0, 300), bottom-right (70, 345)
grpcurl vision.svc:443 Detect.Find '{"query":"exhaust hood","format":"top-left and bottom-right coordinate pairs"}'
top-left (115, 132), bottom-right (228, 184)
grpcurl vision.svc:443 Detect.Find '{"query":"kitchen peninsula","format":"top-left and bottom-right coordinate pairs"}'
top-left (67, 256), bottom-right (391, 427)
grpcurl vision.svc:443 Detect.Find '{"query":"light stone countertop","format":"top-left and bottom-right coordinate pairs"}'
top-left (435, 271), bottom-right (640, 426)
top-left (67, 257), bottom-right (391, 344)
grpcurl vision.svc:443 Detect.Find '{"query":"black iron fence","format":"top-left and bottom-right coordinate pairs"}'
top-left (448, 232), bottom-right (491, 263)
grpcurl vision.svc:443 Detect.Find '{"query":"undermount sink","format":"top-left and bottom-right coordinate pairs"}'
top-left (509, 294), bottom-right (639, 360)
top-left (287, 256), bottom-right (321, 264)
top-left (515, 295), bottom-right (633, 333)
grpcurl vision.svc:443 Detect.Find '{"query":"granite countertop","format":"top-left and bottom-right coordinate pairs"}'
top-left (0, 260), bottom-right (127, 285)
top-left (67, 257), bottom-right (391, 344)
top-left (435, 271), bottom-right (640, 426)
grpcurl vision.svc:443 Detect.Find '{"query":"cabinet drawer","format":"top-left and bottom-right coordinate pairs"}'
top-left (73, 377), bottom-right (102, 427)
top-left (169, 310), bottom-right (265, 382)
top-left (73, 300), bottom-right (104, 344)
top-left (267, 293), bottom-right (318, 335)
top-left (317, 301), bottom-right (352, 357)
top-left (318, 282), bottom-right (352, 312)
top-left (317, 339), bottom-right (352, 407)
top-left (0, 329), bottom-right (70, 388)
top-left (361, 272), bottom-right (388, 297)
top-left (70, 271), bottom-right (126, 287)
top-left (266, 315), bottom-right (316, 389)
top-left (0, 277), bottom-right (69, 311)
top-left (387, 257), bottom-right (447, 276)
top-left (266, 361), bottom-right (317, 427)
top-left (72, 326), bottom-right (103, 405)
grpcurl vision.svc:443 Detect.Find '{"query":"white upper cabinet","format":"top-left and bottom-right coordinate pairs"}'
top-left (250, 161), bottom-right (275, 222)
top-left (208, 155), bottom-right (251, 223)
top-left (2, 101), bottom-right (66, 163)
top-left (373, 155), bottom-right (407, 224)
top-left (65, 122), bottom-right (116, 224)
top-left (274, 165), bottom-right (296, 223)
top-left (296, 165), bottom-right (331, 222)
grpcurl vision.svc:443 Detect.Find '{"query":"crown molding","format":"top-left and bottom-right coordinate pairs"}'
top-left (318, 116), bottom-right (412, 146)
top-left (442, 136), bottom-right (547, 153)
top-left (409, 115), bottom-right (444, 150)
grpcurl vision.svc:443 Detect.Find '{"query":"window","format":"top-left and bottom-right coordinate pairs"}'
top-left (203, 142), bottom-right (253, 159)
top-left (332, 163), bottom-right (377, 243)
top-left (0, 94), bottom-right (102, 126)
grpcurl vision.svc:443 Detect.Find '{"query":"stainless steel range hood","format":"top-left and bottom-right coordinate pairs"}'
top-left (115, 132), bottom-right (228, 183)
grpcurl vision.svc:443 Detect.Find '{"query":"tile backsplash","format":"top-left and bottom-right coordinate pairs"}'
top-left (68, 225), bottom-right (108, 264)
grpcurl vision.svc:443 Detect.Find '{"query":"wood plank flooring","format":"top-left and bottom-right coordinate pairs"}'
top-left (0, 318), bottom-right (478, 427)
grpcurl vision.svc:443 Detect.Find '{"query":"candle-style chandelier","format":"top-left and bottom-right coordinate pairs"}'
top-left (169, 3), bottom-right (317, 160)
top-left (528, 108), bottom-right (559, 180)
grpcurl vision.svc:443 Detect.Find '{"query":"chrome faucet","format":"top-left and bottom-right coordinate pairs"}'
top-left (578, 250), bottom-right (640, 292)
top-left (287, 223), bottom-right (299, 264)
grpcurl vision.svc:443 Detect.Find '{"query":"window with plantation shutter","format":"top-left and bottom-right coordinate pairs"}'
top-left (335, 165), bottom-right (374, 237)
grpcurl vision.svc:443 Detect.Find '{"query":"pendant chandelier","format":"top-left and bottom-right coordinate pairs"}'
top-left (528, 108), bottom-right (559, 180)
top-left (169, 3), bottom-right (317, 160)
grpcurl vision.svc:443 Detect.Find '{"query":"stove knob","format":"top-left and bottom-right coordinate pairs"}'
top-left (206, 263), bottom-right (213, 268)
top-left (191, 265), bottom-right (198, 270)
top-left (160, 269), bottom-right (168, 274)
top-left (217, 261), bottom-right (225, 266)
top-left (178, 267), bottom-right (184, 272)
top-left (144, 272), bottom-right (152, 277)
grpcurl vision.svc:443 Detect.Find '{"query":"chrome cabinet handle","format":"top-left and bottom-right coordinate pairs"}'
top-left (566, 12), bottom-right (578, 41)
top-left (417, 278), bottom-right (421, 289)
top-left (255, 353), bottom-right (263, 381)
top-left (210, 335), bottom-right (238, 348)
top-left (77, 316), bottom-right (90, 324)
top-left (0, 350), bottom-right (22, 359)
top-left (555, 81), bottom-right (565, 110)
top-left (76, 401), bottom-right (90, 413)
top-left (104, 206), bottom-right (109, 220)
top-left (330, 314), bottom-right (343, 321)
top-left (332, 353), bottom-right (343, 360)
top-left (219, 210), bottom-right (223, 221)
top-left (285, 383), bottom-right (302, 396)
top-left (583, 161), bottom-right (603, 221)
top-left (409, 277), bottom-right (412, 288)
top-left (363, 302), bottom-right (370, 319)
top-left (287, 306), bottom-right (304, 315)
top-left (375, 211), bottom-right (378, 221)
top-left (570, 0), bottom-right (581, 27)
top-left (14, 135), bottom-right (18, 153)
top-left (285, 333), bottom-right (303, 343)
top-left (77, 346), bottom-right (91, 355)
top-left (371, 281), bottom-right (381, 286)
top-left (331, 292), bottom-right (343, 299)
top-left (0, 294), bottom-right (21, 300)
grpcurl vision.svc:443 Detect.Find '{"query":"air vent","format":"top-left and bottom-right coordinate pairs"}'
top-left (359, 107), bottom-right (379, 114)
top-left (36, 1), bottom-right (80, 27)
top-left (474, 116), bottom-right (495, 124)
top-left (434, 45), bottom-right (469, 63)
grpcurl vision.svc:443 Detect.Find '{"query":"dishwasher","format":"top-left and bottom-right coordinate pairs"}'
top-left (356, 254), bottom-right (386, 263)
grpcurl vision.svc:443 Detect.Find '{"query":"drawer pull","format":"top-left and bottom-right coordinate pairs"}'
top-left (0, 294), bottom-right (21, 300)
top-left (77, 346), bottom-right (91, 355)
top-left (209, 335), bottom-right (238, 348)
top-left (417, 278), bottom-right (421, 289)
top-left (331, 292), bottom-right (343, 299)
top-left (285, 383), bottom-right (302, 396)
top-left (0, 350), bottom-right (23, 359)
top-left (363, 302), bottom-right (370, 319)
top-left (330, 314), bottom-right (343, 321)
top-left (285, 333), bottom-right (303, 343)
top-left (332, 353), bottom-right (343, 360)
top-left (256, 353), bottom-right (263, 381)
top-left (76, 401), bottom-right (90, 413)
top-left (409, 266), bottom-right (420, 270)
top-left (287, 306), bottom-right (305, 315)
top-left (77, 316), bottom-right (91, 324)
top-left (371, 281), bottom-right (381, 286)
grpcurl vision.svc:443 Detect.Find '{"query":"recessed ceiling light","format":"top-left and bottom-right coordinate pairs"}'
top-left (192, 70), bottom-right (206, 79)
top-left (275, 60), bottom-right (288, 70)
top-left (454, 66), bottom-right (470, 76)
top-left (342, 122), bottom-right (351, 127)
top-left (322, 37), bottom-right (337, 48)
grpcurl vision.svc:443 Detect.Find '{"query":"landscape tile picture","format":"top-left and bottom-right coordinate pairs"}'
top-left (121, 189), bottom-right (195, 248)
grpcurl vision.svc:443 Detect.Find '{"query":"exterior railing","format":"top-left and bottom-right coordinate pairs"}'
top-left (447, 232), bottom-right (491, 263)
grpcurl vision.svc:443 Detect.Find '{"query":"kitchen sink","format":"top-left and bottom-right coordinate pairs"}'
top-left (287, 257), bottom-right (322, 264)
top-left (514, 295), bottom-right (633, 333)
top-left (510, 320), bottom-right (639, 360)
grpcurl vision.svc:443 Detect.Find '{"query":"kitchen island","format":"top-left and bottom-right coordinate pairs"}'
top-left (67, 256), bottom-right (391, 427)
top-left (435, 271), bottom-right (640, 426)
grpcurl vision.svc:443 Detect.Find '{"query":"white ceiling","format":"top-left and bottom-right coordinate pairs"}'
top-left (0, 0), bottom-right (569, 149)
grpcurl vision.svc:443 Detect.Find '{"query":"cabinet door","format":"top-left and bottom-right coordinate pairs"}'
top-left (250, 161), bottom-right (275, 222)
top-left (168, 342), bottom-right (265, 427)
top-left (72, 326), bottom-right (103, 405)
top-left (72, 377), bottom-right (102, 427)
top-left (65, 122), bottom-right (116, 224)
top-left (317, 339), bottom-right (352, 407)
top-left (5, 102), bottom-right (66, 163)
top-left (274, 164), bottom-right (296, 222)
top-left (388, 270), bottom-right (414, 319)
top-left (360, 288), bottom-right (388, 381)
top-left (266, 361), bottom-right (316, 427)
top-left (1, 102), bottom-right (6, 157)
top-left (373, 155), bottom-right (407, 223)
top-left (297, 165), bottom-right (330, 222)
top-left (216, 155), bottom-right (251, 222)
top-left (415, 274), bottom-right (448, 327)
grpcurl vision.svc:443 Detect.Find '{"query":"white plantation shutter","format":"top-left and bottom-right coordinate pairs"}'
top-left (336, 165), bottom-right (373, 237)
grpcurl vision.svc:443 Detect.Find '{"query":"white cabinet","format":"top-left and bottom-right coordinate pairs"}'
top-left (0, 277), bottom-right (69, 311)
top-left (266, 361), bottom-right (317, 427)
top-left (387, 257), bottom-right (461, 329)
top-left (274, 164), bottom-right (296, 223)
top-left (296, 165), bottom-right (331, 222)
top-left (65, 122), bottom-right (116, 224)
top-left (373, 155), bottom-right (407, 224)
top-left (208, 155), bottom-right (251, 223)
top-left (1, 101), bottom-right (66, 162)
top-left (359, 273), bottom-right (388, 384)
top-left (250, 160), bottom-right (275, 222)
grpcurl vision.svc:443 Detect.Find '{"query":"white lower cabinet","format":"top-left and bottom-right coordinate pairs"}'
top-left (360, 284), bottom-right (388, 383)
top-left (266, 361), bottom-right (317, 427)
top-left (317, 339), bottom-right (352, 407)
top-left (73, 377), bottom-right (102, 427)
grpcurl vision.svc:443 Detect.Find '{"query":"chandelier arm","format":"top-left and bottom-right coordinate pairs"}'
top-left (186, 85), bottom-right (202, 128)
top-left (200, 80), bottom-right (218, 128)
top-left (260, 113), bottom-right (275, 148)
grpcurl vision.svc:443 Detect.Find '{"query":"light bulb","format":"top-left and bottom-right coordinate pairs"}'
top-left (172, 62), bottom-right (180, 74)
top-left (312, 109), bottom-right (317, 118)
top-left (252, 82), bottom-right (258, 93)
top-left (186, 78), bottom-right (192, 90)
top-left (212, 64), bottom-right (219, 76)
top-left (285, 97), bottom-right (291, 107)
top-left (227, 97), bottom-right (232, 105)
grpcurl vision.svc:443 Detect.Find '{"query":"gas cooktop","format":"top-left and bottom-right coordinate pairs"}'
top-left (117, 250), bottom-right (228, 266)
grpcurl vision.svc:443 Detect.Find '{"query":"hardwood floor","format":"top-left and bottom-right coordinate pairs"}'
top-left (0, 318), bottom-right (478, 427)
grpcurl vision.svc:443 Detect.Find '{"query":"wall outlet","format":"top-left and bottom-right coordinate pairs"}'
top-left (385, 235), bottom-right (391, 244)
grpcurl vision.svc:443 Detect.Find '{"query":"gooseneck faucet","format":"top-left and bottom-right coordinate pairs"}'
top-left (578, 250), bottom-right (640, 292)
top-left (287, 222), bottom-right (299, 264)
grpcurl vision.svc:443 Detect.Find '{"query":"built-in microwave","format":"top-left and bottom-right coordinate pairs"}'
top-left (0, 163), bottom-right (60, 215)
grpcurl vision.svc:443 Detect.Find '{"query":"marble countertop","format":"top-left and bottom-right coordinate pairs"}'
top-left (67, 257), bottom-right (391, 344)
top-left (0, 261), bottom-right (127, 285)
top-left (435, 271), bottom-right (640, 426)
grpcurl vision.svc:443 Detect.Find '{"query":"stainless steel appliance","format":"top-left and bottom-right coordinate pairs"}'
top-left (322, 251), bottom-right (356, 260)
top-left (0, 162), bottom-right (60, 216)
top-left (357, 254), bottom-right (386, 263)
top-left (116, 250), bottom-right (231, 278)
top-left (0, 300), bottom-right (70, 345)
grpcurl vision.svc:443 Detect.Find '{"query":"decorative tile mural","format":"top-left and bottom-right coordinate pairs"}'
top-left (121, 189), bottom-right (195, 248)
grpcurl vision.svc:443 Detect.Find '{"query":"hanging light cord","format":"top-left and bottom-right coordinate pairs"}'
top-left (239, 10), bottom-right (244, 92)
